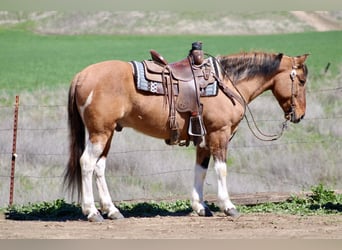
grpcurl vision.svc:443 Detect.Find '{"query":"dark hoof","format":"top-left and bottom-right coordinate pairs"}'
top-left (88, 212), bottom-right (104, 222)
top-left (224, 208), bottom-right (240, 218)
top-left (198, 207), bottom-right (213, 217)
top-left (108, 211), bottom-right (125, 220)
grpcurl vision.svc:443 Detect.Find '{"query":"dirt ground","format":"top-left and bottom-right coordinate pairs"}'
top-left (0, 212), bottom-right (341, 239)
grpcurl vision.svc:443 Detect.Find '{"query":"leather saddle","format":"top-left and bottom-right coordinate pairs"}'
top-left (138, 42), bottom-right (218, 145)
top-left (144, 51), bottom-right (217, 107)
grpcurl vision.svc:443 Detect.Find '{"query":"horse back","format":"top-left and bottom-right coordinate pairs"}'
top-left (73, 60), bottom-right (133, 108)
top-left (73, 60), bottom-right (180, 139)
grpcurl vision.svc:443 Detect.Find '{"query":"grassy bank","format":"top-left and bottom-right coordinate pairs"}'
top-left (0, 28), bottom-right (341, 94)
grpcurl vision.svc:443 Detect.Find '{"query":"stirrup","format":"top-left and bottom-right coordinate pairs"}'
top-left (188, 115), bottom-right (206, 137)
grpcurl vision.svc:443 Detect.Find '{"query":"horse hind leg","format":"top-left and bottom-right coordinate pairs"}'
top-left (80, 137), bottom-right (105, 222)
top-left (94, 132), bottom-right (124, 220)
top-left (80, 129), bottom-right (122, 221)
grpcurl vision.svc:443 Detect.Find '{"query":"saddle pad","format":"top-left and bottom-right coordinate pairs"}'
top-left (131, 60), bottom-right (166, 94)
top-left (131, 58), bottom-right (218, 97)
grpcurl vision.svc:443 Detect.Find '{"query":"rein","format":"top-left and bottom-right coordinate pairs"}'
top-left (207, 53), bottom-right (297, 142)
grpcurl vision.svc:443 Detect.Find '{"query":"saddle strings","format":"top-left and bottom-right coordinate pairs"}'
top-left (205, 53), bottom-right (288, 141)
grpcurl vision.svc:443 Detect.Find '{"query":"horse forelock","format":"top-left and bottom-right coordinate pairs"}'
top-left (218, 52), bottom-right (282, 83)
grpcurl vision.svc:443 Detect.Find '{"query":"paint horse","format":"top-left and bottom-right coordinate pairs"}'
top-left (65, 48), bottom-right (309, 222)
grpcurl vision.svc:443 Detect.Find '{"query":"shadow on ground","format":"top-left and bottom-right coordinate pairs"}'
top-left (4, 198), bottom-right (341, 222)
top-left (4, 200), bottom-right (206, 221)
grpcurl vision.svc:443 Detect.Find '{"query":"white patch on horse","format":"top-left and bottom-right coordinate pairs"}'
top-left (80, 90), bottom-right (94, 120)
top-left (85, 127), bottom-right (89, 143)
top-left (80, 139), bottom-right (104, 219)
top-left (214, 161), bottom-right (235, 211)
top-left (191, 164), bottom-right (208, 214)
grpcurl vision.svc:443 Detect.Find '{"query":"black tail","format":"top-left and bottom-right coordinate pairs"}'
top-left (64, 74), bottom-right (85, 201)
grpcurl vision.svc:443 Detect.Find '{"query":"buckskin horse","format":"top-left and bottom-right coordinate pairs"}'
top-left (64, 46), bottom-right (309, 222)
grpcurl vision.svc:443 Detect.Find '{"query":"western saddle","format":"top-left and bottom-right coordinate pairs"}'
top-left (140, 42), bottom-right (219, 146)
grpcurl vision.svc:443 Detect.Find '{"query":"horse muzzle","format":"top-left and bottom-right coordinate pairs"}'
top-left (285, 111), bottom-right (304, 123)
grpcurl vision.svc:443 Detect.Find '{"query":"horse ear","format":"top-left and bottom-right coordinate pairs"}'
top-left (277, 53), bottom-right (284, 60)
top-left (294, 54), bottom-right (310, 65)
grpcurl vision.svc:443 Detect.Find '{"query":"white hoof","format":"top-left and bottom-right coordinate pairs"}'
top-left (88, 212), bottom-right (104, 222)
top-left (192, 202), bottom-right (213, 217)
top-left (224, 208), bottom-right (240, 218)
top-left (198, 207), bottom-right (213, 217)
top-left (108, 211), bottom-right (124, 220)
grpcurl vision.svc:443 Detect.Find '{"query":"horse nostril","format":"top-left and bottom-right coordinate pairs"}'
top-left (294, 114), bottom-right (305, 123)
top-left (301, 114), bottom-right (305, 120)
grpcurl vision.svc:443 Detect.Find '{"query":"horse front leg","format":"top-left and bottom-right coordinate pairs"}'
top-left (191, 146), bottom-right (213, 216)
top-left (213, 159), bottom-right (239, 217)
top-left (210, 131), bottom-right (240, 217)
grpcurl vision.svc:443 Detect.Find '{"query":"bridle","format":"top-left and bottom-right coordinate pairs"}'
top-left (244, 65), bottom-right (299, 142)
top-left (288, 66), bottom-right (299, 123)
top-left (212, 54), bottom-right (300, 142)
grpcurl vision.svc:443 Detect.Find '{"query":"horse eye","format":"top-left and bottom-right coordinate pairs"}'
top-left (299, 78), bottom-right (306, 85)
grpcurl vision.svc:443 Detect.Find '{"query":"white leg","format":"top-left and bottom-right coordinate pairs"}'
top-left (191, 164), bottom-right (212, 216)
top-left (94, 157), bottom-right (124, 219)
top-left (214, 160), bottom-right (239, 217)
top-left (80, 140), bottom-right (104, 222)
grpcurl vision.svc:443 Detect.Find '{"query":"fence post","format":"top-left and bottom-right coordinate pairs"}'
top-left (9, 95), bottom-right (19, 206)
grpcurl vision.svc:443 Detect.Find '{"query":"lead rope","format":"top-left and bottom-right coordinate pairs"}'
top-left (241, 67), bottom-right (298, 141)
top-left (244, 104), bottom-right (289, 141)
top-left (207, 53), bottom-right (293, 142)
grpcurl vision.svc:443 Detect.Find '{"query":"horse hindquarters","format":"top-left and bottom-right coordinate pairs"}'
top-left (65, 67), bottom-right (126, 221)
top-left (64, 76), bottom-right (103, 221)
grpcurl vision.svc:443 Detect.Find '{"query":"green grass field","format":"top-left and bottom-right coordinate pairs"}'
top-left (0, 28), bottom-right (341, 94)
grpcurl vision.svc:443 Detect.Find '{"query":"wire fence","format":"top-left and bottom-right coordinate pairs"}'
top-left (0, 86), bottom-right (341, 206)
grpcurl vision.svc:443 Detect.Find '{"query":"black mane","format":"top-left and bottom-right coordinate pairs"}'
top-left (218, 52), bottom-right (283, 83)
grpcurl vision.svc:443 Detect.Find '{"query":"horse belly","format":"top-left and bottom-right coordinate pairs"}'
top-left (120, 96), bottom-right (188, 140)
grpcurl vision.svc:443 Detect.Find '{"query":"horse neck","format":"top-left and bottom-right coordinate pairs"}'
top-left (235, 75), bottom-right (274, 104)
top-left (219, 52), bottom-right (284, 104)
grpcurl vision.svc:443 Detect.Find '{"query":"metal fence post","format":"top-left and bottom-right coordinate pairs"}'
top-left (9, 95), bottom-right (19, 206)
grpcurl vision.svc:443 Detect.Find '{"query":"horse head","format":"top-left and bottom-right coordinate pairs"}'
top-left (272, 54), bottom-right (309, 123)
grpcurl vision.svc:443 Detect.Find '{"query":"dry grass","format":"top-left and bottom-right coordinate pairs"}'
top-left (1, 11), bottom-right (342, 35)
